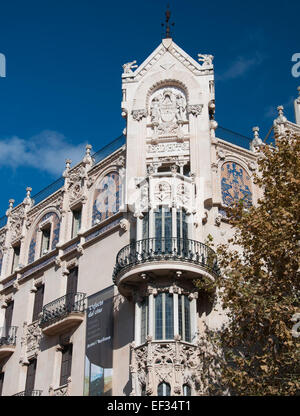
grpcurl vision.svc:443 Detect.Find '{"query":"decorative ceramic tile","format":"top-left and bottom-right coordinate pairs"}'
top-left (221, 162), bottom-right (252, 207)
top-left (92, 172), bottom-right (121, 226)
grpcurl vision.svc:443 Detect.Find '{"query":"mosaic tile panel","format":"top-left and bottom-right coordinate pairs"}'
top-left (221, 162), bottom-right (252, 207)
top-left (92, 172), bottom-right (121, 226)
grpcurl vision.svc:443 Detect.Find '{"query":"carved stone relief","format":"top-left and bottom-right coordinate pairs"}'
top-left (130, 339), bottom-right (202, 396)
top-left (148, 87), bottom-right (187, 138)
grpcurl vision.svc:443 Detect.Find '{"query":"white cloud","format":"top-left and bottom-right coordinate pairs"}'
top-left (0, 130), bottom-right (87, 176)
top-left (216, 53), bottom-right (265, 81)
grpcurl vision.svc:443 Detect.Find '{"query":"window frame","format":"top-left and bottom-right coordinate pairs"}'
top-left (71, 206), bottom-right (82, 239)
top-left (40, 224), bottom-right (51, 257)
top-left (11, 243), bottom-right (20, 273)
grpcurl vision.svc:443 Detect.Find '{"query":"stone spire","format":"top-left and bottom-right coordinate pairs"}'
top-left (250, 126), bottom-right (263, 152)
top-left (273, 105), bottom-right (287, 137)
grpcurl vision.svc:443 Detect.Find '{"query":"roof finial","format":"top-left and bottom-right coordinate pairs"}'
top-left (161, 4), bottom-right (174, 39)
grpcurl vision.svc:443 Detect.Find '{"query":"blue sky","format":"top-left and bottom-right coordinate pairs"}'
top-left (0, 0), bottom-right (299, 214)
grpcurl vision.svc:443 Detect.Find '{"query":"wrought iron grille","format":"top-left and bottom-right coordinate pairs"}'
top-left (0, 326), bottom-right (18, 346)
top-left (13, 390), bottom-right (43, 396)
top-left (40, 292), bottom-right (86, 327)
top-left (113, 238), bottom-right (220, 280)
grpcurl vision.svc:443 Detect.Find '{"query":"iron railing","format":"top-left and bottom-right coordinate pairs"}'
top-left (113, 238), bottom-right (220, 280)
top-left (216, 126), bottom-right (252, 150)
top-left (13, 390), bottom-right (43, 396)
top-left (40, 292), bottom-right (86, 327)
top-left (0, 326), bottom-right (18, 346)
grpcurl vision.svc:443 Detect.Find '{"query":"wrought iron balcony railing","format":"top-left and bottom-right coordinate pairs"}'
top-left (40, 292), bottom-right (86, 327)
top-left (0, 326), bottom-right (18, 346)
top-left (113, 237), bottom-right (220, 281)
top-left (13, 390), bottom-right (43, 396)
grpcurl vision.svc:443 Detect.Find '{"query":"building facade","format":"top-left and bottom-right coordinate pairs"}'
top-left (0, 37), bottom-right (299, 397)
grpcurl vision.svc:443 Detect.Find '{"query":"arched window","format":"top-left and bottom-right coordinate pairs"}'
top-left (183, 384), bottom-right (191, 396)
top-left (157, 382), bottom-right (171, 396)
top-left (28, 212), bottom-right (61, 264)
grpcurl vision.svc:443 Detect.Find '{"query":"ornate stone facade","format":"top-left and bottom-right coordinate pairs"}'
top-left (0, 33), bottom-right (298, 398)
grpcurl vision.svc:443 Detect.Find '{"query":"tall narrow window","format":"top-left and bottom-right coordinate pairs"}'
top-left (154, 293), bottom-right (173, 340)
top-left (178, 295), bottom-right (191, 342)
top-left (60, 344), bottom-right (73, 386)
top-left (32, 285), bottom-right (44, 322)
top-left (25, 359), bottom-right (37, 395)
top-left (12, 244), bottom-right (20, 273)
top-left (66, 267), bottom-right (78, 312)
top-left (4, 301), bottom-right (14, 334)
top-left (155, 206), bottom-right (172, 252)
top-left (72, 207), bottom-right (82, 238)
top-left (142, 212), bottom-right (149, 239)
top-left (0, 372), bottom-right (4, 396)
top-left (157, 382), bottom-right (171, 396)
top-left (140, 297), bottom-right (148, 344)
top-left (177, 209), bottom-right (187, 240)
top-left (40, 226), bottom-right (51, 256)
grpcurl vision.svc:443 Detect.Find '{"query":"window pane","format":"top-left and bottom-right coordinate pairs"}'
top-left (164, 208), bottom-right (172, 239)
top-left (183, 384), bottom-right (191, 396)
top-left (158, 382), bottom-right (171, 396)
top-left (155, 293), bottom-right (163, 340)
top-left (41, 227), bottom-right (51, 255)
top-left (155, 207), bottom-right (162, 251)
top-left (140, 298), bottom-right (148, 343)
top-left (142, 212), bottom-right (149, 239)
top-left (165, 294), bottom-right (173, 339)
top-left (72, 209), bottom-right (82, 238)
top-left (184, 296), bottom-right (191, 342)
top-left (178, 295), bottom-right (183, 340)
top-left (12, 246), bottom-right (20, 272)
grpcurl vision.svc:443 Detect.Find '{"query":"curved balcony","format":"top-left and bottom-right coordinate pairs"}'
top-left (0, 326), bottom-right (18, 360)
top-left (113, 238), bottom-right (220, 296)
top-left (40, 292), bottom-right (86, 336)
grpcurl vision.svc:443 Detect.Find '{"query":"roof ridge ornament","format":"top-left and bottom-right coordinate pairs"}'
top-left (161, 4), bottom-right (174, 39)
